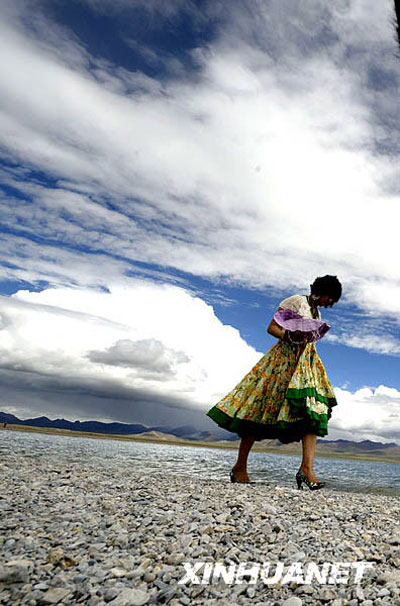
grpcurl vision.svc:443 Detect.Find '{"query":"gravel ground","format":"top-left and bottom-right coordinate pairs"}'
top-left (1, 447), bottom-right (400, 606)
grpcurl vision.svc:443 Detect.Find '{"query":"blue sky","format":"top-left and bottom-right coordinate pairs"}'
top-left (0, 0), bottom-right (400, 442)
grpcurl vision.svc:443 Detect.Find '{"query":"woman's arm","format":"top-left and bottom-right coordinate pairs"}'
top-left (267, 307), bottom-right (307, 343)
top-left (267, 309), bottom-right (286, 340)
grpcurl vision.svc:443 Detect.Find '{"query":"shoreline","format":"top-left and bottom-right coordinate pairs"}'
top-left (2, 423), bottom-right (400, 464)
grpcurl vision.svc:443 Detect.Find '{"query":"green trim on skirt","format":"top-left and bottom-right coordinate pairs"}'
top-left (206, 399), bottom-right (336, 444)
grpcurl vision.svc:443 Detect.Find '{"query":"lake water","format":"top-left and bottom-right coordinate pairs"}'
top-left (2, 429), bottom-right (400, 495)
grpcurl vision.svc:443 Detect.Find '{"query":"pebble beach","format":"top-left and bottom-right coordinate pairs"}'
top-left (1, 433), bottom-right (400, 606)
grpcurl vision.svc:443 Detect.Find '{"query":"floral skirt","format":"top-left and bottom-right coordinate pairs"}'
top-left (206, 340), bottom-right (337, 444)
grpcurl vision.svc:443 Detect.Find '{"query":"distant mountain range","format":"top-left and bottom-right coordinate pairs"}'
top-left (1, 412), bottom-right (399, 457)
top-left (0, 411), bottom-right (235, 442)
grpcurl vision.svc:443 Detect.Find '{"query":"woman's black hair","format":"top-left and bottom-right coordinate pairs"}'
top-left (310, 275), bottom-right (342, 302)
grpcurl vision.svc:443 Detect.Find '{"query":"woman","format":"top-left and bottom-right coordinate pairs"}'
top-left (206, 275), bottom-right (342, 489)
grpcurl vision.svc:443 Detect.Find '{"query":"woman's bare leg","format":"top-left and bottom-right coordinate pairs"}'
top-left (300, 433), bottom-right (319, 483)
top-left (232, 435), bottom-right (256, 481)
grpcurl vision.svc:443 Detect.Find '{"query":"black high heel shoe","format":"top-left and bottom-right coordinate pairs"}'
top-left (296, 470), bottom-right (325, 491)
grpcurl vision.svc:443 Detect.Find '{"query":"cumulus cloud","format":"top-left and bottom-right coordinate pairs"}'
top-left (88, 338), bottom-right (190, 379)
top-left (330, 385), bottom-right (400, 442)
top-left (0, 283), bottom-right (261, 425)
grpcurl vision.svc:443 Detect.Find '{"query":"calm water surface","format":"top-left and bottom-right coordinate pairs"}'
top-left (1, 430), bottom-right (400, 496)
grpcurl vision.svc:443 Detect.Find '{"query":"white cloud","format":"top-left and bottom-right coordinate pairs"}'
top-left (329, 385), bottom-right (400, 442)
top-left (327, 333), bottom-right (400, 356)
top-left (88, 338), bottom-right (190, 379)
top-left (0, 283), bottom-right (261, 418)
top-left (0, 0), bottom-right (399, 354)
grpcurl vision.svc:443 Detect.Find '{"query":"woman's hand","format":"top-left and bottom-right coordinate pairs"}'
top-left (267, 318), bottom-right (308, 344)
top-left (288, 330), bottom-right (309, 344)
